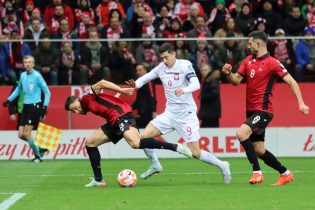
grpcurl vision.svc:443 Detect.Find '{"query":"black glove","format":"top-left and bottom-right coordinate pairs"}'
top-left (3, 100), bottom-right (10, 107)
top-left (41, 106), bottom-right (47, 116)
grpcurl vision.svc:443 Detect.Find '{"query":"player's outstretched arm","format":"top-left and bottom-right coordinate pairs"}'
top-left (221, 63), bottom-right (243, 86)
top-left (92, 79), bottom-right (134, 95)
top-left (282, 74), bottom-right (309, 114)
top-left (126, 68), bottom-right (159, 89)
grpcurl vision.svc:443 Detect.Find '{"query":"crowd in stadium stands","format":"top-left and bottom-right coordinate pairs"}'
top-left (0, 0), bottom-right (315, 86)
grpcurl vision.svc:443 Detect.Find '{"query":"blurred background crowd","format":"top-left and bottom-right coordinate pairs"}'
top-left (0, 0), bottom-right (315, 86)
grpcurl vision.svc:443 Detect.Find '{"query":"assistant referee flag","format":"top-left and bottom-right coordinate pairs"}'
top-left (34, 122), bottom-right (63, 151)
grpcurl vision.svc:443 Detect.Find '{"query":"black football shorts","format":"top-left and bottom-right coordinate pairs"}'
top-left (101, 113), bottom-right (137, 144)
top-left (245, 110), bottom-right (273, 142)
top-left (20, 103), bottom-right (42, 127)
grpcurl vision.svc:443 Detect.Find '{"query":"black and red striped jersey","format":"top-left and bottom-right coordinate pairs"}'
top-left (237, 53), bottom-right (288, 114)
top-left (81, 89), bottom-right (132, 125)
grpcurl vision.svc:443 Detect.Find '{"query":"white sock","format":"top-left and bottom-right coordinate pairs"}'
top-left (253, 170), bottom-right (263, 175)
top-left (282, 170), bottom-right (291, 176)
top-left (199, 150), bottom-right (223, 167)
top-left (143, 149), bottom-right (159, 164)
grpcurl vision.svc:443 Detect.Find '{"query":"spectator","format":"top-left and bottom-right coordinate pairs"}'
top-left (47, 5), bottom-right (68, 36)
top-left (96, 0), bottom-right (126, 28)
top-left (206, 0), bottom-right (230, 34)
top-left (269, 28), bottom-right (295, 75)
top-left (188, 38), bottom-right (217, 78)
top-left (174, 0), bottom-right (205, 23)
top-left (182, 3), bottom-right (202, 32)
top-left (252, 17), bottom-right (267, 34)
top-left (1, 0), bottom-right (14, 18)
top-left (0, 35), bottom-right (8, 85)
top-left (163, 16), bottom-right (187, 44)
top-left (198, 63), bottom-right (221, 128)
top-left (165, 0), bottom-right (175, 17)
top-left (53, 18), bottom-right (80, 53)
top-left (58, 41), bottom-right (80, 85)
top-left (257, 0), bottom-right (282, 35)
top-left (306, 1), bottom-right (315, 28)
top-left (187, 16), bottom-right (212, 51)
top-left (228, 0), bottom-right (249, 17)
top-left (294, 26), bottom-right (315, 82)
top-left (23, 18), bottom-right (50, 52)
top-left (126, 0), bottom-right (153, 24)
top-left (75, 11), bottom-right (95, 45)
top-left (79, 30), bottom-right (110, 84)
top-left (130, 8), bottom-right (155, 38)
top-left (135, 34), bottom-right (159, 69)
top-left (4, 30), bottom-right (31, 85)
top-left (129, 4), bottom-right (145, 38)
top-left (109, 8), bottom-right (127, 28)
top-left (23, 0), bottom-right (35, 25)
top-left (101, 16), bottom-right (131, 49)
top-left (132, 63), bottom-right (157, 128)
top-left (214, 17), bottom-right (244, 49)
top-left (109, 40), bottom-right (136, 83)
top-left (0, 8), bottom-right (24, 37)
top-left (74, 0), bottom-right (95, 25)
top-left (301, 0), bottom-right (315, 19)
top-left (30, 7), bottom-right (44, 23)
top-left (215, 33), bottom-right (245, 82)
top-left (153, 4), bottom-right (172, 39)
top-left (32, 37), bottom-right (60, 85)
top-left (235, 2), bottom-right (255, 36)
top-left (284, 6), bottom-right (308, 36)
top-left (174, 38), bottom-right (190, 60)
top-left (44, 0), bottom-right (75, 32)
top-left (140, 11), bottom-right (156, 38)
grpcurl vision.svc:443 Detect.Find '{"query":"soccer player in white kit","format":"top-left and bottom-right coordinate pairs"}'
top-left (127, 43), bottom-right (232, 183)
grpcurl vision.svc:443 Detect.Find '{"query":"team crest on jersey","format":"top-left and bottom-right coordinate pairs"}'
top-left (174, 73), bottom-right (179, 80)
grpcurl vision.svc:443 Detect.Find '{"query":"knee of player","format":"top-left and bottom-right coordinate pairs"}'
top-left (21, 132), bottom-right (31, 140)
top-left (236, 129), bottom-right (248, 141)
top-left (255, 148), bottom-right (266, 157)
top-left (129, 140), bottom-right (140, 149)
top-left (18, 133), bottom-right (24, 140)
top-left (85, 138), bottom-right (97, 147)
top-left (190, 149), bottom-right (201, 159)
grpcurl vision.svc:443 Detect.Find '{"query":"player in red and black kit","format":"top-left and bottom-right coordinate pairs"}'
top-left (222, 31), bottom-right (309, 186)
top-left (64, 79), bottom-right (192, 187)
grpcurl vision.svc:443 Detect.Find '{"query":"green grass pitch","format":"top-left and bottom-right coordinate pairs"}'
top-left (0, 158), bottom-right (314, 210)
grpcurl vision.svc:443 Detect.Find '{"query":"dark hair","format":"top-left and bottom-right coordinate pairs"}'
top-left (158, 43), bottom-right (175, 54)
top-left (109, 9), bottom-right (122, 21)
top-left (158, 4), bottom-right (170, 13)
top-left (64, 96), bottom-right (79, 111)
top-left (248, 30), bottom-right (268, 43)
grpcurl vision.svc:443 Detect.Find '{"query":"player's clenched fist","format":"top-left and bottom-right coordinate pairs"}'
top-left (299, 104), bottom-right (310, 115)
top-left (222, 63), bottom-right (232, 75)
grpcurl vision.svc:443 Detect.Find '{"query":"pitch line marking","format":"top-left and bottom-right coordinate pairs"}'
top-left (0, 170), bottom-right (314, 177)
top-left (0, 193), bottom-right (26, 210)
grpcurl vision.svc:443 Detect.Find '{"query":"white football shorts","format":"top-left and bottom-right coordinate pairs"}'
top-left (150, 111), bottom-right (200, 143)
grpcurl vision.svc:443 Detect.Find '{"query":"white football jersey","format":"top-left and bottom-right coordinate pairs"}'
top-left (135, 59), bottom-right (199, 114)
